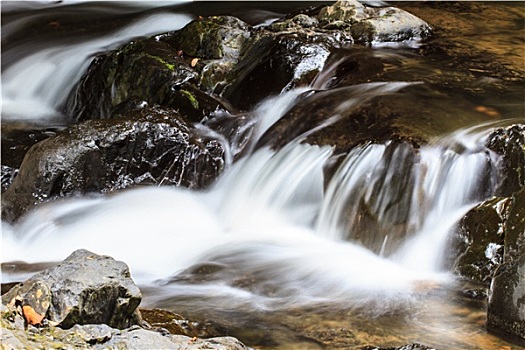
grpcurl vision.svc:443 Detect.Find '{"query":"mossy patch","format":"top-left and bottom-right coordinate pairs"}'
top-left (144, 53), bottom-right (175, 71)
top-left (180, 90), bottom-right (199, 109)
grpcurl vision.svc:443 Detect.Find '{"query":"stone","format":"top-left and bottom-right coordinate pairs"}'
top-left (487, 124), bottom-right (525, 197)
top-left (487, 253), bottom-right (525, 347)
top-left (65, 36), bottom-right (229, 123)
top-left (1, 107), bottom-right (225, 222)
top-left (317, 0), bottom-right (431, 43)
top-left (2, 249), bottom-right (142, 329)
top-left (453, 197), bottom-right (510, 285)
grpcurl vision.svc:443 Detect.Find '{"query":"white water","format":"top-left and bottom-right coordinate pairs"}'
top-left (1, 84), bottom-right (502, 313)
top-left (0, 4), bottom-right (505, 316)
top-left (2, 11), bottom-right (192, 123)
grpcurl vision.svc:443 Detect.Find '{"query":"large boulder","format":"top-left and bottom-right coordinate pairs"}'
top-left (2, 249), bottom-right (141, 329)
top-left (1, 107), bottom-right (225, 222)
top-left (65, 36), bottom-right (229, 123)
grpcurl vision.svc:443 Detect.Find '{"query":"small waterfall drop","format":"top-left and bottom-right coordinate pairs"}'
top-left (1, 85), bottom-right (504, 314)
top-left (2, 12), bottom-right (192, 123)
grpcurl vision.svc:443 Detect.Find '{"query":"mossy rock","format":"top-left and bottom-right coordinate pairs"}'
top-left (65, 37), bottom-right (229, 123)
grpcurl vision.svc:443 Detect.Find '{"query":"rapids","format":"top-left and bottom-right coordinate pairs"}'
top-left (1, 1), bottom-right (523, 349)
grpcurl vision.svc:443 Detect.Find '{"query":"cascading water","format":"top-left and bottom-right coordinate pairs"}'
top-left (2, 85), bottom-right (503, 315)
top-left (2, 2), bottom-right (522, 349)
top-left (2, 10), bottom-right (192, 123)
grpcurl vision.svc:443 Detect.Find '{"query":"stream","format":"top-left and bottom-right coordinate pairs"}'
top-left (1, 1), bottom-right (524, 349)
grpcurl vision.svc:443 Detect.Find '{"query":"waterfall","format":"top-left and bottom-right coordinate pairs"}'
top-left (1, 83), bottom-right (502, 313)
top-left (2, 11), bottom-right (192, 123)
top-left (315, 126), bottom-right (499, 273)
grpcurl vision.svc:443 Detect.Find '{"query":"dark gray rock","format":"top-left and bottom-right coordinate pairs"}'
top-left (2, 249), bottom-right (141, 329)
top-left (503, 188), bottom-right (525, 263)
top-left (65, 36), bottom-right (229, 123)
top-left (453, 197), bottom-right (510, 285)
top-left (487, 124), bottom-right (525, 197)
top-left (487, 253), bottom-right (525, 347)
top-left (1, 106), bottom-right (225, 222)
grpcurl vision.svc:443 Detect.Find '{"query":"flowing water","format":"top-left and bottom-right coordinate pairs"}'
top-left (1, 1), bottom-right (523, 349)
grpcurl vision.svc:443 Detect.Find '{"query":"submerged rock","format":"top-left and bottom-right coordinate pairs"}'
top-left (1, 107), bottom-right (225, 222)
top-left (487, 253), bottom-right (525, 347)
top-left (2, 249), bottom-right (141, 329)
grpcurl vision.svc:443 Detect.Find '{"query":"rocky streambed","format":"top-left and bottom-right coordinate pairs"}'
top-left (2, 1), bottom-right (524, 349)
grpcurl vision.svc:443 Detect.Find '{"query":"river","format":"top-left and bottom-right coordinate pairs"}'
top-left (1, 1), bottom-right (523, 349)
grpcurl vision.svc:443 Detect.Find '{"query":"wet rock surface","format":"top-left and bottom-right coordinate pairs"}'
top-left (1, 106), bottom-right (225, 222)
top-left (453, 197), bottom-right (510, 285)
top-left (487, 253), bottom-right (525, 347)
top-left (2, 1), bottom-right (524, 349)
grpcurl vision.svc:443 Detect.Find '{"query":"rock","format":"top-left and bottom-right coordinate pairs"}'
top-left (222, 32), bottom-right (335, 110)
top-left (1, 106), bottom-right (225, 222)
top-left (487, 253), bottom-right (525, 347)
top-left (99, 329), bottom-right (247, 350)
top-left (1, 127), bottom-right (58, 193)
top-left (65, 36), bottom-right (229, 123)
top-left (487, 124), bottom-right (525, 197)
top-left (504, 188), bottom-right (525, 263)
top-left (1, 251), bottom-right (249, 350)
top-left (453, 197), bottom-right (510, 285)
top-left (256, 83), bottom-right (490, 154)
top-left (317, 0), bottom-right (431, 43)
top-left (2, 249), bottom-right (141, 329)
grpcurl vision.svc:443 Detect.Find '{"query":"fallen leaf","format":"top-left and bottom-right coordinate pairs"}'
top-left (191, 58), bottom-right (200, 67)
top-left (22, 305), bottom-right (44, 325)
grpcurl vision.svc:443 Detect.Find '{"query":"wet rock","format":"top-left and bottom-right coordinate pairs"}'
top-left (317, 0), bottom-right (431, 43)
top-left (1, 127), bottom-right (58, 192)
top-left (161, 16), bottom-right (252, 95)
top-left (453, 197), bottom-right (510, 285)
top-left (487, 124), bottom-right (525, 197)
top-left (1, 107), bottom-right (225, 222)
top-left (140, 308), bottom-right (224, 338)
top-left (257, 83), bottom-right (488, 154)
top-left (65, 36), bottom-right (228, 123)
top-left (504, 188), bottom-right (525, 263)
top-left (487, 253), bottom-right (525, 347)
top-left (222, 32), bottom-right (335, 110)
top-left (2, 249), bottom-right (141, 329)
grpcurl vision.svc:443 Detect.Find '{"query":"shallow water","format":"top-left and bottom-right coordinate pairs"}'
top-left (1, 1), bottom-right (524, 349)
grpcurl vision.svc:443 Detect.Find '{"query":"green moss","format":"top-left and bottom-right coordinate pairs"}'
top-left (144, 54), bottom-right (175, 71)
top-left (180, 90), bottom-right (199, 109)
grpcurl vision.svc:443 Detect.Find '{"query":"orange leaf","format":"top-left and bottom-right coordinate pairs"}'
top-left (22, 305), bottom-right (44, 325)
top-left (191, 58), bottom-right (200, 67)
